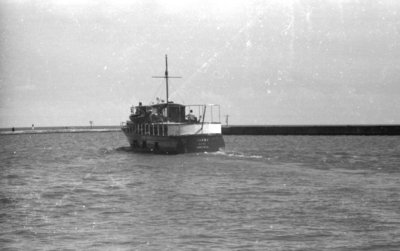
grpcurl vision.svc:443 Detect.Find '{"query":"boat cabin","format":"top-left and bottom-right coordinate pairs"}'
top-left (128, 99), bottom-right (221, 126)
top-left (130, 102), bottom-right (188, 124)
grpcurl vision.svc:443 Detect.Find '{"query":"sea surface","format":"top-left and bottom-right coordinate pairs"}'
top-left (1, 132), bottom-right (400, 250)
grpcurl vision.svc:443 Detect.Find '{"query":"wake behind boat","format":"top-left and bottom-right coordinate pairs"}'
top-left (121, 55), bottom-right (225, 154)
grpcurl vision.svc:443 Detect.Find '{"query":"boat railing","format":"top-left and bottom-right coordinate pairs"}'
top-left (124, 121), bottom-right (222, 136)
top-left (123, 123), bottom-right (168, 136)
top-left (185, 104), bottom-right (221, 124)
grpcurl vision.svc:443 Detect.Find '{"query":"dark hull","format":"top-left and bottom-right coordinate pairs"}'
top-left (122, 129), bottom-right (225, 154)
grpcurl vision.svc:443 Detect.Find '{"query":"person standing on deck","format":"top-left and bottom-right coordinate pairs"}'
top-left (186, 110), bottom-right (197, 123)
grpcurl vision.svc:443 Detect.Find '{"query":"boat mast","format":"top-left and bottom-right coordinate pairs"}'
top-left (165, 55), bottom-right (169, 104)
top-left (153, 54), bottom-right (181, 105)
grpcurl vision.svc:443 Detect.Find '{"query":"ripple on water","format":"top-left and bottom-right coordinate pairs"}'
top-left (1, 134), bottom-right (400, 250)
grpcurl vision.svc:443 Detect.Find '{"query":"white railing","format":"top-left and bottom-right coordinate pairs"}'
top-left (185, 104), bottom-right (221, 124)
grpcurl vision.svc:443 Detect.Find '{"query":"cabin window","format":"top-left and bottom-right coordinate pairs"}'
top-left (167, 106), bottom-right (185, 122)
top-left (154, 124), bottom-right (157, 135)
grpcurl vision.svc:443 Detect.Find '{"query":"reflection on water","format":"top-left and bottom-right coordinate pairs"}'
top-left (1, 133), bottom-right (400, 250)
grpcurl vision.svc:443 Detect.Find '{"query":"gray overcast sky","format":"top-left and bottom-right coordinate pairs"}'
top-left (1, 0), bottom-right (400, 127)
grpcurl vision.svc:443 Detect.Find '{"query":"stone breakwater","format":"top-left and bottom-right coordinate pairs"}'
top-left (222, 125), bottom-right (400, 135)
top-left (0, 128), bottom-right (120, 135)
top-left (2, 125), bottom-right (400, 135)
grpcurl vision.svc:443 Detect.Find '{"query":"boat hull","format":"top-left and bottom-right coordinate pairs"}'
top-left (121, 130), bottom-right (224, 154)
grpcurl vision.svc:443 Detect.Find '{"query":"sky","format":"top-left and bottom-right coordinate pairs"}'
top-left (1, 0), bottom-right (400, 127)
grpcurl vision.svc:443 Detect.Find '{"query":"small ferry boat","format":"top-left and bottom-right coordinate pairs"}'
top-left (121, 55), bottom-right (225, 154)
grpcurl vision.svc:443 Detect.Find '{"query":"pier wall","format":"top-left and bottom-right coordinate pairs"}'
top-left (2, 125), bottom-right (400, 135)
top-left (222, 125), bottom-right (400, 135)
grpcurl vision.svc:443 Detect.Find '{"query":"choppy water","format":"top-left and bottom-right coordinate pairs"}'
top-left (1, 132), bottom-right (400, 250)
